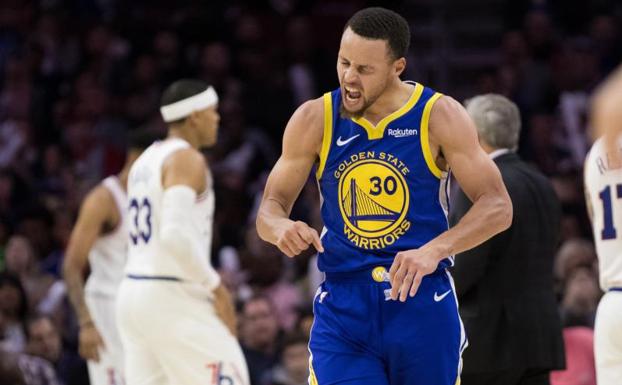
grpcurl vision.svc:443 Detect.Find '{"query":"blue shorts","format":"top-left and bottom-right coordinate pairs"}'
top-left (309, 267), bottom-right (466, 385)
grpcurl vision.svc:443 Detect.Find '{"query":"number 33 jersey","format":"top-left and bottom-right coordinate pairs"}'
top-left (316, 83), bottom-right (452, 273)
top-left (125, 137), bottom-right (218, 284)
top-left (585, 137), bottom-right (622, 291)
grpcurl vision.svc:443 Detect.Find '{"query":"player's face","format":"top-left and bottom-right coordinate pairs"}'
top-left (194, 105), bottom-right (220, 148)
top-left (337, 27), bottom-right (397, 118)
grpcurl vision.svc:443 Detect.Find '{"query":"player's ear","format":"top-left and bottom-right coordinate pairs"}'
top-left (394, 57), bottom-right (406, 77)
top-left (187, 110), bottom-right (201, 128)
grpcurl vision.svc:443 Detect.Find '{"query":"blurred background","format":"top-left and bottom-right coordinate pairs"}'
top-left (0, 0), bottom-right (620, 384)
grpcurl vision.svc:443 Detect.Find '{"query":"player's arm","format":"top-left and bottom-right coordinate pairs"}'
top-left (63, 186), bottom-right (114, 361)
top-left (389, 96), bottom-right (512, 301)
top-left (256, 98), bottom-right (325, 257)
top-left (161, 149), bottom-right (239, 334)
top-left (160, 148), bottom-right (213, 272)
top-left (592, 64), bottom-right (622, 167)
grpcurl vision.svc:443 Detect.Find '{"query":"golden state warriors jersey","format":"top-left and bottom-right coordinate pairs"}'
top-left (316, 82), bottom-right (451, 272)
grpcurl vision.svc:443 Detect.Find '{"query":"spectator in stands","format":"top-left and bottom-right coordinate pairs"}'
top-left (0, 273), bottom-right (28, 353)
top-left (560, 267), bottom-right (601, 328)
top-left (4, 236), bottom-right (56, 314)
top-left (240, 295), bottom-right (282, 385)
top-left (25, 315), bottom-right (87, 385)
top-left (267, 332), bottom-right (309, 385)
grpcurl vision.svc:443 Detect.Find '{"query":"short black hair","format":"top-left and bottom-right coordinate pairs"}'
top-left (345, 7), bottom-right (410, 60)
top-left (126, 127), bottom-right (161, 150)
top-left (160, 79), bottom-right (210, 124)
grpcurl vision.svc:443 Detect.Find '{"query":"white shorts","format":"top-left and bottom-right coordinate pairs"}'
top-left (594, 289), bottom-right (622, 385)
top-left (116, 278), bottom-right (249, 385)
top-left (85, 292), bottom-right (125, 385)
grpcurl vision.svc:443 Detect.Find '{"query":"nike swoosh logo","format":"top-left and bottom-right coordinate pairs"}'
top-left (434, 290), bottom-right (451, 302)
top-left (336, 134), bottom-right (360, 146)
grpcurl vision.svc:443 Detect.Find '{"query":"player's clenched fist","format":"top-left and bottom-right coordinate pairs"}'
top-left (275, 220), bottom-right (324, 257)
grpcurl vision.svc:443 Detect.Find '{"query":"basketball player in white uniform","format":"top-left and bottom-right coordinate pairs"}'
top-left (64, 131), bottom-right (151, 385)
top-left (584, 64), bottom-right (622, 385)
top-left (116, 79), bottom-right (249, 385)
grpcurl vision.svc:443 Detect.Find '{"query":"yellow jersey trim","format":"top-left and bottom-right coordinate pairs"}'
top-left (309, 358), bottom-right (319, 385)
top-left (351, 82), bottom-right (424, 140)
top-left (420, 92), bottom-right (444, 179)
top-left (316, 92), bottom-right (333, 180)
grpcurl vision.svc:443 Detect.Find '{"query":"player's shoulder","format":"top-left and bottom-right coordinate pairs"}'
top-left (283, 96), bottom-right (326, 150)
top-left (429, 94), bottom-right (463, 122)
top-left (164, 147), bottom-right (205, 174)
top-left (428, 94), bottom-right (478, 144)
top-left (292, 96), bottom-right (325, 126)
top-left (80, 182), bottom-right (116, 218)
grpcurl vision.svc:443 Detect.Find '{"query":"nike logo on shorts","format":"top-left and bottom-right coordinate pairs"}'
top-left (433, 290), bottom-right (451, 302)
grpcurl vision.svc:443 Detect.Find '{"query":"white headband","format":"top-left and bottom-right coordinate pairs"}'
top-left (160, 86), bottom-right (219, 123)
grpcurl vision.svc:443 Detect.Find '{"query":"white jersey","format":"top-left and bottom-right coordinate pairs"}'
top-left (125, 137), bottom-right (219, 285)
top-left (84, 176), bottom-right (128, 297)
top-left (585, 137), bottom-right (622, 291)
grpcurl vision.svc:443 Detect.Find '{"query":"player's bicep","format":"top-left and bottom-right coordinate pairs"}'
top-left (262, 99), bottom-right (323, 214)
top-left (433, 96), bottom-right (506, 202)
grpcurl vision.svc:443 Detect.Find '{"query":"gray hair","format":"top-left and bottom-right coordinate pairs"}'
top-left (464, 94), bottom-right (521, 151)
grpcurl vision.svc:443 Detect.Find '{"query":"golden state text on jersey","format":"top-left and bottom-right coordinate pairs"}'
top-left (315, 83), bottom-right (452, 273)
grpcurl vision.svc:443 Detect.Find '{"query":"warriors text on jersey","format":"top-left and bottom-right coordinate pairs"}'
top-left (316, 82), bottom-right (451, 273)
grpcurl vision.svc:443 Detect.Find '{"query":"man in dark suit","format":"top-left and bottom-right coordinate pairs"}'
top-left (450, 94), bottom-right (565, 385)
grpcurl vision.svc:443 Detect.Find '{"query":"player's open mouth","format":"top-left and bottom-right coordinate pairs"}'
top-left (344, 87), bottom-right (362, 104)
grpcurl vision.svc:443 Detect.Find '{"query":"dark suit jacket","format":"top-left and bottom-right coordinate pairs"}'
top-left (449, 152), bottom-right (565, 373)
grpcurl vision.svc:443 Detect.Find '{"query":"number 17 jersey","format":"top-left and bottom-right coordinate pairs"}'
top-left (585, 137), bottom-right (622, 291)
top-left (125, 137), bottom-right (219, 286)
top-left (316, 83), bottom-right (452, 273)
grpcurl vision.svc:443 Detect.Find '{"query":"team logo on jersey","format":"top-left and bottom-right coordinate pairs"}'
top-left (335, 151), bottom-right (411, 249)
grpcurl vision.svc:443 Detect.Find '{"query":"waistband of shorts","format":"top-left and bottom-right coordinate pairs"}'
top-left (324, 266), bottom-right (395, 283)
top-left (325, 266), bottom-right (447, 284)
top-left (608, 287), bottom-right (622, 292)
top-left (126, 274), bottom-right (183, 282)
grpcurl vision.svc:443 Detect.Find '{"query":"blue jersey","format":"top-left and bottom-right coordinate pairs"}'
top-left (316, 82), bottom-right (451, 273)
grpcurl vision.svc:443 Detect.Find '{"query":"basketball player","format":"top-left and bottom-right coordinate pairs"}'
top-left (584, 64), bottom-right (622, 385)
top-left (256, 7), bottom-right (512, 385)
top-left (63, 130), bottom-right (152, 385)
top-left (116, 79), bottom-right (249, 385)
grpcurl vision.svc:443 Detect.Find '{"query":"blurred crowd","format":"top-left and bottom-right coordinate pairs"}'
top-left (0, 0), bottom-right (620, 384)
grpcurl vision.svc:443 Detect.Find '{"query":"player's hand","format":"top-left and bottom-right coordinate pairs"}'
top-left (275, 220), bottom-right (324, 257)
top-left (78, 322), bottom-right (105, 362)
top-left (213, 283), bottom-right (238, 337)
top-left (388, 243), bottom-right (447, 302)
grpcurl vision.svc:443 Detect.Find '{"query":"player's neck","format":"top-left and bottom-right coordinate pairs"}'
top-left (168, 127), bottom-right (200, 149)
top-left (361, 81), bottom-right (414, 124)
